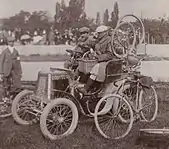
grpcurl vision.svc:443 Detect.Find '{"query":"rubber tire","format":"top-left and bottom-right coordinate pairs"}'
top-left (117, 14), bottom-right (145, 44)
top-left (111, 21), bottom-right (136, 58)
top-left (40, 98), bottom-right (79, 140)
top-left (12, 89), bottom-right (34, 125)
top-left (94, 94), bottom-right (134, 140)
top-left (139, 86), bottom-right (158, 122)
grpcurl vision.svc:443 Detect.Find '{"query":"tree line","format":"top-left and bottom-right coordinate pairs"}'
top-left (1, 0), bottom-right (169, 43)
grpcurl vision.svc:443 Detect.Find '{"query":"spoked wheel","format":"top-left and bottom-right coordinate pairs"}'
top-left (139, 86), bottom-right (158, 122)
top-left (12, 89), bottom-right (39, 125)
top-left (118, 83), bottom-right (137, 123)
top-left (117, 14), bottom-right (145, 44)
top-left (112, 21), bottom-right (136, 58)
top-left (40, 98), bottom-right (79, 140)
top-left (94, 94), bottom-right (134, 140)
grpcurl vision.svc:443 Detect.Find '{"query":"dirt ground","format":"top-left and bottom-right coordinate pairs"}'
top-left (0, 83), bottom-right (169, 149)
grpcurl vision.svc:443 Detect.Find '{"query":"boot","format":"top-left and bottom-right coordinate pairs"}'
top-left (78, 78), bottom-right (95, 95)
top-left (79, 78), bottom-right (102, 95)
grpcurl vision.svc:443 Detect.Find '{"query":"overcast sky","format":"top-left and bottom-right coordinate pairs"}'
top-left (0, 0), bottom-right (169, 19)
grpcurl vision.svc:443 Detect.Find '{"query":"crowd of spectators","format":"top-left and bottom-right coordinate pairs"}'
top-left (0, 26), bottom-right (79, 46)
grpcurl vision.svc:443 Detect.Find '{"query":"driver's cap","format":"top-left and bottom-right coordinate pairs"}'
top-left (79, 27), bottom-right (89, 33)
top-left (96, 25), bottom-right (108, 33)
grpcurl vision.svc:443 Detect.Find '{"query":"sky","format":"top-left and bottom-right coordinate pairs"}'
top-left (0, 0), bottom-right (169, 20)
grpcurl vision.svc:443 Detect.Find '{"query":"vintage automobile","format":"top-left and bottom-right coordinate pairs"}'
top-left (11, 54), bottom-right (158, 141)
top-left (11, 14), bottom-right (158, 140)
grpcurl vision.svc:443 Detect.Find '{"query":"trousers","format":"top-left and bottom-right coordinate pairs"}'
top-left (3, 69), bottom-right (21, 95)
top-left (90, 62), bottom-right (107, 82)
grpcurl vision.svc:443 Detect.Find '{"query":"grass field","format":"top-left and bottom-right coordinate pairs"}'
top-left (0, 83), bottom-right (169, 149)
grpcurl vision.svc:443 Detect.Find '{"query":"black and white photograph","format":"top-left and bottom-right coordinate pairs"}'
top-left (0, 0), bottom-right (169, 148)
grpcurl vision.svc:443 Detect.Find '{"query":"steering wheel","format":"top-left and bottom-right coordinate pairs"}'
top-left (82, 50), bottom-right (97, 60)
top-left (112, 21), bottom-right (136, 58)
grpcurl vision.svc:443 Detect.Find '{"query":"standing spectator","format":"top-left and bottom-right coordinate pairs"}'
top-left (34, 30), bottom-right (38, 36)
top-left (11, 30), bottom-right (15, 39)
top-left (54, 29), bottom-right (59, 45)
top-left (0, 36), bottom-right (22, 97)
top-left (48, 26), bottom-right (55, 45)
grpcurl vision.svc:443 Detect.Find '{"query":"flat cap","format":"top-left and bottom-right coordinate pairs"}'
top-left (79, 27), bottom-right (89, 33)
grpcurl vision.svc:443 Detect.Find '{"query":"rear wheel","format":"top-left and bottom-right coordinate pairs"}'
top-left (94, 94), bottom-right (134, 140)
top-left (139, 86), bottom-right (158, 122)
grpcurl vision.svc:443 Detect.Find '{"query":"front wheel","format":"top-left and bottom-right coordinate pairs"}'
top-left (94, 94), bottom-right (134, 140)
top-left (40, 98), bottom-right (79, 140)
top-left (139, 86), bottom-right (158, 122)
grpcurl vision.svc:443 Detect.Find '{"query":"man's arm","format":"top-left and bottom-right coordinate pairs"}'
top-left (97, 43), bottom-right (114, 62)
top-left (16, 50), bottom-right (22, 75)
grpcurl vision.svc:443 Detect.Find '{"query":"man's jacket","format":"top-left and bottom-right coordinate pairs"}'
top-left (95, 35), bottom-right (114, 62)
top-left (0, 48), bottom-right (22, 76)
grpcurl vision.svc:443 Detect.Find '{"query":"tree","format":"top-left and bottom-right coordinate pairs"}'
top-left (103, 9), bottom-right (109, 25)
top-left (3, 10), bottom-right (31, 30)
top-left (55, 2), bottom-right (61, 23)
top-left (110, 11), bottom-right (116, 28)
top-left (61, 0), bottom-right (66, 10)
top-left (68, 0), bottom-right (84, 23)
top-left (114, 1), bottom-right (119, 22)
top-left (58, 0), bottom-right (86, 30)
top-left (96, 12), bottom-right (101, 26)
top-left (26, 11), bottom-right (52, 31)
top-left (109, 2), bottom-right (119, 28)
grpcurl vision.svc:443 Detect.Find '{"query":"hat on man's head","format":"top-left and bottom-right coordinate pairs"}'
top-left (7, 36), bottom-right (15, 42)
top-left (96, 25), bottom-right (109, 33)
top-left (79, 27), bottom-right (89, 33)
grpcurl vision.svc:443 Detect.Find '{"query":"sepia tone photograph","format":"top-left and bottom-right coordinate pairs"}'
top-left (0, 0), bottom-right (169, 148)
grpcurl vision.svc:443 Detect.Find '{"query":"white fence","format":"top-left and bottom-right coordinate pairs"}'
top-left (0, 44), bottom-right (169, 82)
top-left (18, 61), bottom-right (169, 82)
top-left (138, 44), bottom-right (169, 57)
top-left (0, 44), bottom-right (168, 57)
top-left (0, 45), bottom-right (74, 56)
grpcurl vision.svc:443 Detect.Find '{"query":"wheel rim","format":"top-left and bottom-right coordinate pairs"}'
top-left (112, 22), bottom-right (136, 58)
top-left (118, 99), bottom-right (133, 123)
top-left (16, 93), bottom-right (38, 123)
top-left (46, 104), bottom-right (73, 137)
top-left (119, 84), bottom-right (137, 123)
top-left (139, 86), bottom-right (158, 122)
top-left (117, 14), bottom-right (145, 44)
top-left (95, 94), bottom-right (134, 140)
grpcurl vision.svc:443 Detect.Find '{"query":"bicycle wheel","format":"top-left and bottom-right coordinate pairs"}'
top-left (40, 98), bottom-right (79, 140)
top-left (111, 21), bottom-right (136, 58)
top-left (118, 83), bottom-right (137, 123)
top-left (94, 94), bottom-right (134, 140)
top-left (139, 86), bottom-right (158, 122)
top-left (12, 89), bottom-right (38, 125)
top-left (117, 14), bottom-right (145, 44)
